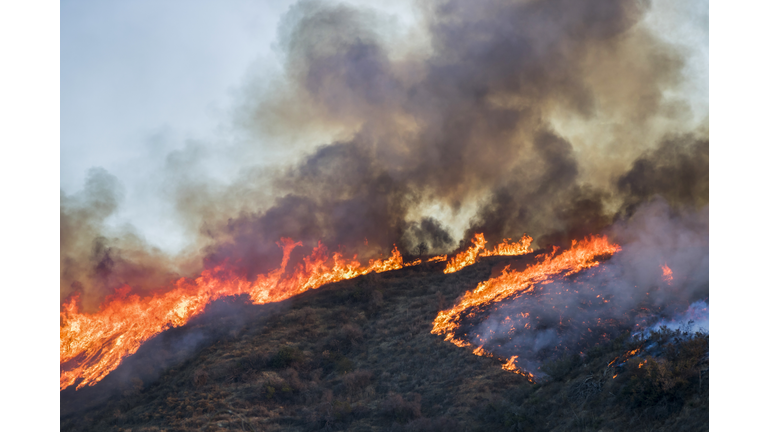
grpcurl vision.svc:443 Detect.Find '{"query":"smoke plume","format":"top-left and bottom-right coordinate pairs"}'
top-left (466, 198), bottom-right (708, 374)
top-left (61, 0), bottom-right (708, 310)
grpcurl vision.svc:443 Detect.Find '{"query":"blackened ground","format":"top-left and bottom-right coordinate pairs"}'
top-left (60, 255), bottom-right (707, 432)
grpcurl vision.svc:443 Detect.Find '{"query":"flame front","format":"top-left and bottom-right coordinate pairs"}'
top-left (479, 234), bottom-right (533, 258)
top-left (432, 235), bottom-right (621, 378)
top-left (443, 233), bottom-right (532, 274)
top-left (61, 239), bottom-right (404, 391)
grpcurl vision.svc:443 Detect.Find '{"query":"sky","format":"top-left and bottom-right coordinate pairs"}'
top-left (61, 0), bottom-right (425, 253)
top-left (60, 0), bottom-right (709, 256)
top-left (0, 0), bottom-right (765, 429)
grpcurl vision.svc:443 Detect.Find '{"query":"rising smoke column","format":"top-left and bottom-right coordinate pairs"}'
top-left (196, 0), bottom-right (705, 275)
top-left (62, 0), bottom-right (708, 358)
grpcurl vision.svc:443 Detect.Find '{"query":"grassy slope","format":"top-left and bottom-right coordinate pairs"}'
top-left (60, 256), bottom-right (708, 432)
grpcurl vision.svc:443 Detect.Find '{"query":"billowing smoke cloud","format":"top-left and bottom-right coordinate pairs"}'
top-left (61, 0), bottom-right (708, 308)
top-left (465, 199), bottom-right (708, 374)
top-left (60, 168), bottom-right (197, 311)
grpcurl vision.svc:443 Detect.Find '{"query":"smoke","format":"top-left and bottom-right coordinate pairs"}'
top-left (60, 168), bottom-right (199, 312)
top-left (648, 300), bottom-right (709, 334)
top-left (61, 0), bottom-right (708, 309)
top-left (466, 198), bottom-right (708, 374)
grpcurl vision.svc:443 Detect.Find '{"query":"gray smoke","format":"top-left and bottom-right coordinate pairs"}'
top-left (61, 0), bottom-right (708, 309)
top-left (465, 198), bottom-right (708, 374)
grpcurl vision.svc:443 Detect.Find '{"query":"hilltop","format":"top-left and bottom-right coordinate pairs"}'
top-left (61, 255), bottom-right (708, 432)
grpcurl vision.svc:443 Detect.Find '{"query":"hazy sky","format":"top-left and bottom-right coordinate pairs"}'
top-left (61, 0), bottom-right (708, 254)
top-left (61, 0), bottom-right (288, 192)
top-left (61, 0), bottom-right (426, 252)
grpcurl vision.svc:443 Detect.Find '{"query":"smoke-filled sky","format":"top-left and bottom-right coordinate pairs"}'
top-left (61, 0), bottom-right (425, 252)
top-left (0, 0), bottom-right (756, 429)
top-left (61, 0), bottom-right (710, 311)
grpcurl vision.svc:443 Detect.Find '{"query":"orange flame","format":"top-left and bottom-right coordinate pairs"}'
top-left (479, 234), bottom-right (533, 257)
top-left (501, 356), bottom-right (535, 382)
top-left (472, 345), bottom-right (494, 358)
top-left (432, 235), bottom-right (621, 378)
top-left (444, 233), bottom-right (488, 274)
top-left (61, 239), bottom-right (403, 391)
top-left (443, 233), bottom-right (532, 274)
top-left (426, 255), bottom-right (447, 263)
top-left (661, 263), bottom-right (673, 283)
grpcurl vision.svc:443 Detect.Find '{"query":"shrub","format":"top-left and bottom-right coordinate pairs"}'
top-left (621, 331), bottom-right (709, 410)
top-left (342, 369), bottom-right (374, 394)
top-left (380, 393), bottom-right (422, 423)
top-left (540, 353), bottom-right (581, 381)
top-left (252, 371), bottom-right (298, 401)
top-left (389, 416), bottom-right (452, 432)
top-left (270, 346), bottom-right (305, 369)
top-left (340, 323), bottom-right (363, 344)
top-left (370, 290), bottom-right (384, 309)
top-left (320, 350), bottom-right (355, 374)
top-left (480, 402), bottom-right (530, 431)
top-left (192, 369), bottom-right (208, 388)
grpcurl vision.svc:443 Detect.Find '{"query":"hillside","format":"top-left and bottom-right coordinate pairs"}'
top-left (60, 255), bottom-right (708, 432)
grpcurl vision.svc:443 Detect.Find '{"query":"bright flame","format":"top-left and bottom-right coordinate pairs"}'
top-left (479, 234), bottom-right (533, 257)
top-left (443, 234), bottom-right (532, 274)
top-left (61, 239), bottom-right (403, 391)
top-left (432, 235), bottom-right (621, 378)
top-left (444, 233), bottom-right (488, 274)
top-left (661, 263), bottom-right (673, 283)
top-left (501, 356), bottom-right (535, 382)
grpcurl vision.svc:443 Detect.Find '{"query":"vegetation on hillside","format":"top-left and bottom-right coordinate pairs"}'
top-left (60, 256), bottom-right (708, 432)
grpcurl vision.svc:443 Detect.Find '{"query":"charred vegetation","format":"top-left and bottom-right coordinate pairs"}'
top-left (61, 255), bottom-right (707, 432)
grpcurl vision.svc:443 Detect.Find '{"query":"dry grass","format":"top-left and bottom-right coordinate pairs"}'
top-left (60, 256), bottom-right (707, 432)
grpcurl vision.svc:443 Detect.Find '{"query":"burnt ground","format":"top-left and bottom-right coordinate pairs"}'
top-left (60, 255), bottom-right (708, 432)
